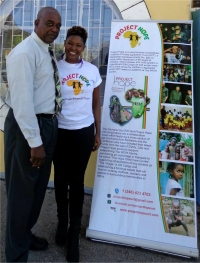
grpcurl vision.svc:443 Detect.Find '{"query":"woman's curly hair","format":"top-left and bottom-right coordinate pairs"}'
top-left (66, 26), bottom-right (88, 45)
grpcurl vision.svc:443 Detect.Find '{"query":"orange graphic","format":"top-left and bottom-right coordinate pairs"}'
top-left (123, 31), bottom-right (141, 48)
top-left (67, 80), bottom-right (83, 95)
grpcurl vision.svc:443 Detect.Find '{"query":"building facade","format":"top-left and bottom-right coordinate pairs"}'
top-left (0, 0), bottom-right (195, 193)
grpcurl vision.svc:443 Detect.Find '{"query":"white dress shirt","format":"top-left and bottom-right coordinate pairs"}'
top-left (6, 32), bottom-right (56, 147)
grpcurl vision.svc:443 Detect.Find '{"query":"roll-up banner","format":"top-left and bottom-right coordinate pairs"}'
top-left (86, 20), bottom-right (198, 258)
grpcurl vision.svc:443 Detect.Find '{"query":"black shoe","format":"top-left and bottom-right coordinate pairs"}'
top-left (29, 234), bottom-right (48, 251)
top-left (66, 241), bottom-right (79, 262)
top-left (55, 223), bottom-right (68, 246)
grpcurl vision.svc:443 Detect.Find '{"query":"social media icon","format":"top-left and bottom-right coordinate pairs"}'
top-left (115, 188), bottom-right (119, 194)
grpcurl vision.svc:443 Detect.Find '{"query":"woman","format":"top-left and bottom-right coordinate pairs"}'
top-left (53, 26), bottom-right (102, 262)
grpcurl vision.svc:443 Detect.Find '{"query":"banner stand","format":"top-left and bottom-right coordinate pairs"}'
top-left (86, 20), bottom-right (198, 259)
top-left (86, 229), bottom-right (198, 258)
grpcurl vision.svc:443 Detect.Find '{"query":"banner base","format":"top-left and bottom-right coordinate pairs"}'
top-left (86, 228), bottom-right (199, 258)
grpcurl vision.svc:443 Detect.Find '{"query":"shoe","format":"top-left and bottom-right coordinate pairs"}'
top-left (66, 217), bottom-right (81, 262)
top-left (29, 234), bottom-right (48, 251)
top-left (55, 223), bottom-right (68, 246)
top-left (66, 241), bottom-right (79, 262)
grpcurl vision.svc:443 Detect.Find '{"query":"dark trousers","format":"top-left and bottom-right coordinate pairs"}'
top-left (4, 108), bottom-right (58, 262)
top-left (53, 124), bottom-right (94, 226)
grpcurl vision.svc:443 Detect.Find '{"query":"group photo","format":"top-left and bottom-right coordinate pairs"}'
top-left (159, 23), bottom-right (191, 43)
top-left (159, 132), bottom-right (193, 162)
top-left (160, 105), bottom-right (192, 133)
top-left (163, 64), bottom-right (192, 83)
top-left (161, 82), bottom-right (192, 106)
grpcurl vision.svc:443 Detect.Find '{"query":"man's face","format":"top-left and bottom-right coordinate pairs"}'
top-left (176, 86), bottom-right (180, 92)
top-left (35, 10), bottom-right (61, 44)
top-left (171, 46), bottom-right (178, 54)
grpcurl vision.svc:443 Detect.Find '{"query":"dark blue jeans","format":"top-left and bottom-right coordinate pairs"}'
top-left (53, 124), bottom-right (94, 225)
top-left (4, 108), bottom-right (58, 262)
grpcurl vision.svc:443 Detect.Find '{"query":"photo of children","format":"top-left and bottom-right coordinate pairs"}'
top-left (124, 88), bottom-right (150, 118)
top-left (162, 197), bottom-right (195, 237)
top-left (163, 64), bottom-right (192, 83)
top-left (159, 23), bottom-right (191, 44)
top-left (159, 132), bottom-right (193, 162)
top-left (162, 83), bottom-right (192, 106)
top-left (109, 96), bottom-right (132, 125)
top-left (160, 105), bottom-right (192, 133)
top-left (164, 44), bottom-right (191, 64)
top-left (160, 161), bottom-right (194, 198)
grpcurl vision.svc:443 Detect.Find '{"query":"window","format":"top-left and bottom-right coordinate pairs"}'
top-left (0, 0), bottom-right (122, 105)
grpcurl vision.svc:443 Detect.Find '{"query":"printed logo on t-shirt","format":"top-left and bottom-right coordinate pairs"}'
top-left (67, 80), bottom-right (83, 95)
top-left (62, 73), bottom-right (91, 95)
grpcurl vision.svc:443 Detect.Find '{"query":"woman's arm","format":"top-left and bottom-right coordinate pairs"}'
top-left (92, 86), bottom-right (101, 151)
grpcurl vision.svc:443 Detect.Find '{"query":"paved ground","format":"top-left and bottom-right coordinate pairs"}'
top-left (1, 179), bottom-right (200, 262)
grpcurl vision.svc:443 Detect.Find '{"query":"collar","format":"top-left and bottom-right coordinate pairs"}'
top-left (31, 32), bottom-right (49, 53)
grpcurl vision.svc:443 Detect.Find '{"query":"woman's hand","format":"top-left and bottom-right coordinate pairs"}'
top-left (93, 134), bottom-right (101, 151)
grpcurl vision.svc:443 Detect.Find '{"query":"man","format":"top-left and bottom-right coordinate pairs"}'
top-left (160, 106), bottom-right (166, 128)
top-left (169, 86), bottom-right (182, 104)
top-left (182, 24), bottom-right (191, 42)
top-left (159, 133), bottom-right (169, 151)
top-left (171, 25), bottom-right (187, 43)
top-left (4, 7), bottom-right (61, 262)
top-left (185, 89), bottom-right (192, 105)
top-left (164, 46), bottom-right (190, 64)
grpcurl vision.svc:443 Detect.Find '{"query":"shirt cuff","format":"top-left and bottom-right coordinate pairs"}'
top-left (27, 136), bottom-right (43, 148)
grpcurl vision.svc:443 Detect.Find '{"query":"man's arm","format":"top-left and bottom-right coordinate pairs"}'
top-left (164, 48), bottom-right (172, 53)
top-left (7, 53), bottom-right (45, 166)
top-left (164, 88), bottom-right (168, 102)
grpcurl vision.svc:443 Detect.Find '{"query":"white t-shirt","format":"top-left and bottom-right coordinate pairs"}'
top-left (165, 178), bottom-right (184, 196)
top-left (160, 150), bottom-right (169, 159)
top-left (57, 59), bottom-right (102, 129)
top-left (165, 53), bottom-right (180, 64)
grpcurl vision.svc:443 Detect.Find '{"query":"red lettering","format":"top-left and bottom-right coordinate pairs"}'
top-left (115, 25), bottom-right (138, 39)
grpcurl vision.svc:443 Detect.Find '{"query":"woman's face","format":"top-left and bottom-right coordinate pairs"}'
top-left (64, 35), bottom-right (85, 63)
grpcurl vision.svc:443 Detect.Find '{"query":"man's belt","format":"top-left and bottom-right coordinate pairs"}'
top-left (36, 113), bottom-right (55, 119)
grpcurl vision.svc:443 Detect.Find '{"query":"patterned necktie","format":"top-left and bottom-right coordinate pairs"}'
top-left (49, 46), bottom-right (62, 113)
